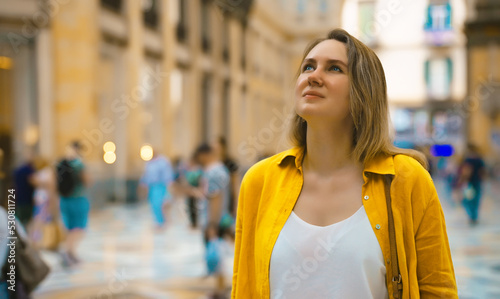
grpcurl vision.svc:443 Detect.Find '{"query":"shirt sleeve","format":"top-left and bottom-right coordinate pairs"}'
top-left (415, 192), bottom-right (458, 298)
top-left (231, 173), bottom-right (245, 299)
top-left (161, 159), bottom-right (174, 185)
top-left (206, 168), bottom-right (229, 198)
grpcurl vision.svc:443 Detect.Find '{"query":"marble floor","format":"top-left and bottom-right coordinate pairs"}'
top-left (32, 179), bottom-right (500, 299)
top-left (440, 179), bottom-right (500, 299)
top-left (33, 199), bottom-right (235, 299)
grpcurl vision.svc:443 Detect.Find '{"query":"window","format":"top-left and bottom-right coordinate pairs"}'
top-left (143, 0), bottom-right (159, 29)
top-left (318, 0), bottom-right (328, 19)
top-left (222, 19), bottom-right (229, 62)
top-left (319, 0), bottom-right (328, 13)
top-left (425, 57), bottom-right (453, 100)
top-left (241, 28), bottom-right (246, 69)
top-left (201, 74), bottom-right (212, 142)
top-left (296, 0), bottom-right (306, 21)
top-left (424, 2), bottom-right (452, 31)
top-left (222, 80), bottom-right (230, 138)
top-left (176, 0), bottom-right (188, 42)
top-left (201, 0), bottom-right (211, 53)
top-left (358, 1), bottom-right (377, 46)
top-left (101, 0), bottom-right (122, 12)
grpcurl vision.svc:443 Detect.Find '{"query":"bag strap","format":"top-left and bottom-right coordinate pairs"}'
top-left (383, 174), bottom-right (403, 299)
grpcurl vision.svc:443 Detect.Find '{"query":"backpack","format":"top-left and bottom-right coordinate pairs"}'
top-left (56, 159), bottom-right (78, 197)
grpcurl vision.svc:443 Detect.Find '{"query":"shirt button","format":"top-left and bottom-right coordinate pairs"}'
top-left (364, 195), bottom-right (369, 200)
top-left (375, 224), bottom-right (381, 230)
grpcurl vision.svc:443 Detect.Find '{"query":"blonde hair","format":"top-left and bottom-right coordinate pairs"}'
top-left (290, 28), bottom-right (427, 168)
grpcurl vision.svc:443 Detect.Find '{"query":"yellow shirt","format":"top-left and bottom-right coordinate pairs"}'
top-left (232, 147), bottom-right (458, 299)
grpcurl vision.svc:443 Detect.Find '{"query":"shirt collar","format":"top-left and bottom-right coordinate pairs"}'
top-left (277, 147), bottom-right (305, 170)
top-left (363, 153), bottom-right (395, 175)
top-left (277, 146), bottom-right (395, 175)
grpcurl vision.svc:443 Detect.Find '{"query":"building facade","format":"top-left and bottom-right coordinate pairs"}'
top-left (2, 0), bottom-right (495, 203)
top-left (342, 0), bottom-right (469, 153)
top-left (465, 0), bottom-right (500, 160)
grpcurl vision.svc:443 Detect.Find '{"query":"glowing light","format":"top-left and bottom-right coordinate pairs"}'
top-left (103, 151), bottom-right (116, 164)
top-left (140, 145), bottom-right (153, 161)
top-left (103, 141), bottom-right (116, 152)
top-left (23, 125), bottom-right (39, 146)
top-left (0, 56), bottom-right (12, 70)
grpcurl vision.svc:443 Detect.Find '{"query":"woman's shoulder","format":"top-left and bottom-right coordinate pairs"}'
top-left (392, 154), bottom-right (437, 206)
top-left (241, 148), bottom-right (299, 187)
top-left (393, 153), bottom-right (431, 181)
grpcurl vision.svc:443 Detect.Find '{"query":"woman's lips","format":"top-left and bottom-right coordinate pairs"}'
top-left (302, 91), bottom-right (325, 99)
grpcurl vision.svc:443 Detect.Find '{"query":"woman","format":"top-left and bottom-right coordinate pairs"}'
top-left (457, 143), bottom-right (486, 226)
top-left (57, 141), bottom-right (90, 265)
top-left (139, 150), bottom-right (174, 230)
top-left (30, 157), bottom-right (60, 249)
top-left (232, 29), bottom-right (457, 299)
top-left (214, 136), bottom-right (240, 217)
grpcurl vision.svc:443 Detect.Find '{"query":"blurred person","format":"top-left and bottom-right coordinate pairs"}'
top-left (456, 143), bottom-right (486, 226)
top-left (184, 143), bottom-right (230, 298)
top-left (30, 157), bottom-right (62, 250)
top-left (56, 141), bottom-right (90, 266)
top-left (443, 155), bottom-right (460, 206)
top-left (139, 150), bottom-right (174, 231)
top-left (195, 144), bottom-right (231, 236)
top-left (12, 154), bottom-right (36, 226)
top-left (213, 137), bottom-right (240, 217)
top-left (170, 155), bottom-right (203, 228)
top-left (232, 29), bottom-right (457, 298)
top-left (184, 154), bottom-right (204, 229)
top-left (171, 156), bottom-right (184, 183)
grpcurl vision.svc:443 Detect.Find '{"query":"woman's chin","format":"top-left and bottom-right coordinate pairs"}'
top-left (296, 108), bottom-right (330, 119)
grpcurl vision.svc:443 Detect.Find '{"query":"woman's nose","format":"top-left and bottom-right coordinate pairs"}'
top-left (307, 69), bottom-right (323, 86)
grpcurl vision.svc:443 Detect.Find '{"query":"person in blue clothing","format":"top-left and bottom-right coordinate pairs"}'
top-left (458, 143), bottom-right (486, 226)
top-left (139, 150), bottom-right (174, 230)
top-left (190, 143), bottom-right (230, 299)
top-left (12, 155), bottom-right (36, 226)
top-left (182, 154), bottom-right (204, 229)
top-left (56, 141), bottom-right (90, 266)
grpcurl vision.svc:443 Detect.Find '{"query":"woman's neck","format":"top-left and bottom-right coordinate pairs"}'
top-left (303, 121), bottom-right (359, 175)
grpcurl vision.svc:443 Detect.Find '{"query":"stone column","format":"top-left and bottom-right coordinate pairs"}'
top-left (52, 0), bottom-right (99, 158)
top-left (124, 0), bottom-right (145, 175)
top-left (160, 0), bottom-right (177, 157)
top-left (186, 0), bottom-right (202, 151)
top-left (36, 27), bottom-right (54, 160)
top-left (228, 17), bottom-right (243, 158)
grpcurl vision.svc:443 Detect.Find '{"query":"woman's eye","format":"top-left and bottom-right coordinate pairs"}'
top-left (302, 64), bottom-right (314, 72)
top-left (330, 65), bottom-right (341, 72)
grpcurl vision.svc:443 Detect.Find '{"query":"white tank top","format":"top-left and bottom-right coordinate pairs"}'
top-left (269, 205), bottom-right (388, 299)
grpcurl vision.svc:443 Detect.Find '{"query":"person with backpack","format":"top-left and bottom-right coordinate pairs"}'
top-left (56, 141), bottom-right (89, 266)
top-left (186, 144), bottom-right (231, 299)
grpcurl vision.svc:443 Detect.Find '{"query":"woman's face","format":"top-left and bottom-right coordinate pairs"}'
top-left (295, 39), bottom-right (351, 124)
